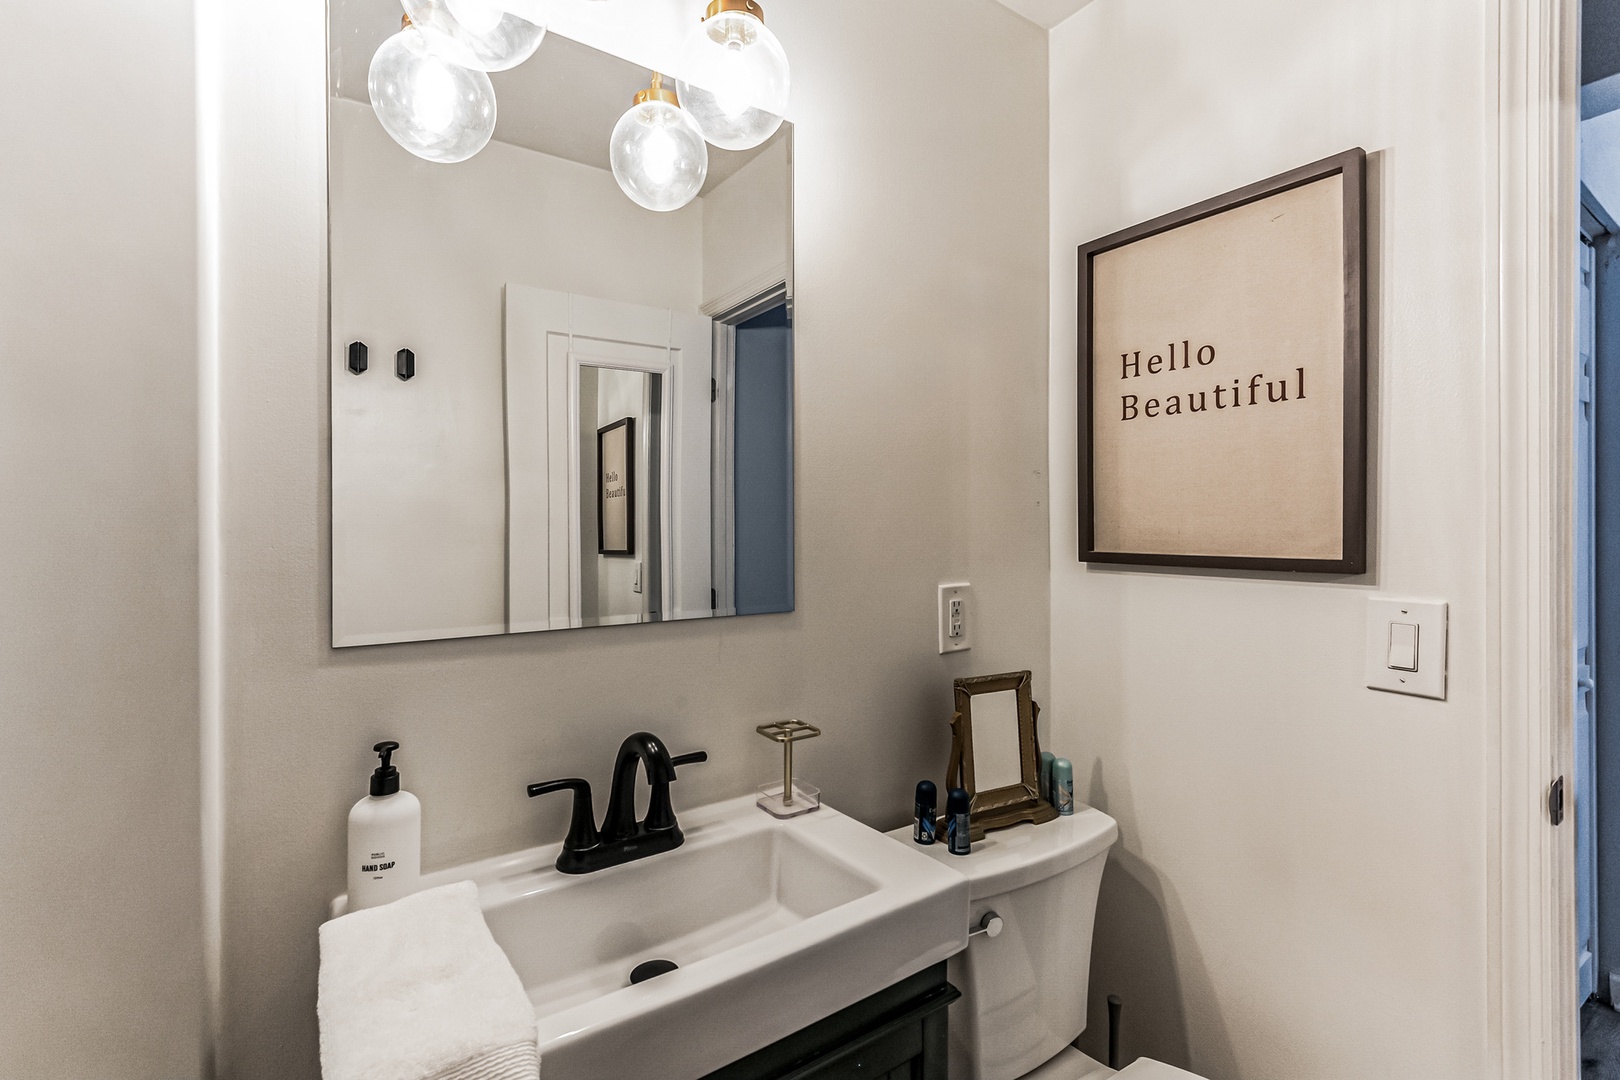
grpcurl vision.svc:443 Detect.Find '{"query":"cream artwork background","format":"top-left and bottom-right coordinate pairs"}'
top-left (1088, 174), bottom-right (1347, 561)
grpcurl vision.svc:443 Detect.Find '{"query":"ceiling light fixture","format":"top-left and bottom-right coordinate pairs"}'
top-left (675, 0), bottom-right (789, 152)
top-left (369, 15), bottom-right (497, 164)
top-left (609, 74), bottom-right (709, 213)
top-left (399, 0), bottom-right (546, 72)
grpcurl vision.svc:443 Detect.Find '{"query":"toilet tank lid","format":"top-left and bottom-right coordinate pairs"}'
top-left (887, 804), bottom-right (1118, 900)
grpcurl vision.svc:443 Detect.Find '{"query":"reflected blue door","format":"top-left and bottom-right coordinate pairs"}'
top-left (733, 306), bottom-right (794, 616)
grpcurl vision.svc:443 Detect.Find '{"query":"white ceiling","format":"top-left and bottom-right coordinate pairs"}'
top-left (991, 0), bottom-right (1097, 30)
top-left (329, 0), bottom-right (779, 195)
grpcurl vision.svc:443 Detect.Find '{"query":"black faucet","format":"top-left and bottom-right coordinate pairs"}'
top-left (527, 732), bottom-right (708, 875)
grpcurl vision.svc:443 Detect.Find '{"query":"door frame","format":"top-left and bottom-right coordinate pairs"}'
top-left (1489, 0), bottom-right (1580, 1076)
top-left (1577, 229), bottom-right (1598, 1005)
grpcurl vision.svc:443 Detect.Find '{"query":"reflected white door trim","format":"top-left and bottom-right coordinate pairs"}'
top-left (505, 284), bottom-right (568, 632)
top-left (505, 285), bottom-right (713, 632)
top-left (711, 322), bottom-right (738, 618)
top-left (564, 337), bottom-right (677, 626)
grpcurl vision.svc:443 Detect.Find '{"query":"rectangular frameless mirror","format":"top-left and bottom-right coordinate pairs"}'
top-left (328, 2), bottom-right (794, 646)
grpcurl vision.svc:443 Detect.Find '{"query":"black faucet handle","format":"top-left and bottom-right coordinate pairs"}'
top-left (527, 777), bottom-right (601, 855)
top-left (645, 751), bottom-right (707, 833)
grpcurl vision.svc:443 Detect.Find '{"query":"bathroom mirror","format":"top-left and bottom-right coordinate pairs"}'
top-left (970, 690), bottom-right (1024, 792)
top-left (948, 671), bottom-right (1057, 839)
top-left (327, 2), bottom-right (794, 646)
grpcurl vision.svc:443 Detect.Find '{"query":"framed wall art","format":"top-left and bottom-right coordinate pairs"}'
top-left (597, 416), bottom-right (635, 557)
top-left (1077, 148), bottom-right (1368, 573)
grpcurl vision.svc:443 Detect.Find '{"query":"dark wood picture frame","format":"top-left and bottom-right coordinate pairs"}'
top-left (597, 416), bottom-right (636, 557)
top-left (946, 671), bottom-right (1057, 841)
top-left (1076, 147), bottom-right (1368, 574)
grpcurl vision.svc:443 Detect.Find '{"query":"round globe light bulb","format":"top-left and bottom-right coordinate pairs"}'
top-left (674, 6), bottom-right (789, 152)
top-left (610, 97), bottom-right (709, 213)
top-left (401, 0), bottom-right (545, 73)
top-left (446, 0), bottom-right (504, 35)
top-left (369, 27), bottom-right (497, 164)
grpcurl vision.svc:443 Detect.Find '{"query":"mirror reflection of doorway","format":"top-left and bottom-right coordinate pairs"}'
top-left (711, 294), bottom-right (795, 618)
top-left (578, 366), bottom-right (663, 627)
top-left (732, 304), bottom-right (794, 617)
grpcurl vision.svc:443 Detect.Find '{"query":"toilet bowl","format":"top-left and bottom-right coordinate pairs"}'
top-left (888, 807), bottom-right (1211, 1080)
top-left (1024, 1046), bottom-right (1206, 1079)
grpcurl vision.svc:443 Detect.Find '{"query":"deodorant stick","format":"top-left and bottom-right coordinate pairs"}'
top-left (947, 787), bottom-right (972, 855)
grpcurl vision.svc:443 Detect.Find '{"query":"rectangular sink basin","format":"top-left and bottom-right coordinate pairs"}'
top-left (343, 795), bottom-right (968, 1079)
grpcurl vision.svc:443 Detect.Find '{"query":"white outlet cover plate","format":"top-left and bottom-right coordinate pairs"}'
top-left (938, 583), bottom-right (972, 654)
top-left (1365, 599), bottom-right (1447, 700)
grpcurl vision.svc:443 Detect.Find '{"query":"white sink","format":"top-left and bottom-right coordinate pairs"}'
top-left (342, 795), bottom-right (968, 1079)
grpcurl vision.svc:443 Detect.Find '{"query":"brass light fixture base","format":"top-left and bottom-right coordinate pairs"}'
top-left (704, 0), bottom-right (764, 22)
top-left (634, 72), bottom-right (680, 108)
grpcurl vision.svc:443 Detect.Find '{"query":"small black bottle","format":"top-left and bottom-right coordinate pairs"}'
top-left (913, 780), bottom-right (937, 845)
top-left (946, 787), bottom-right (972, 856)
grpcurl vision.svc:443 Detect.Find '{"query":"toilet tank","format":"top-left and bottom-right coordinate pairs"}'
top-left (890, 806), bottom-right (1118, 1080)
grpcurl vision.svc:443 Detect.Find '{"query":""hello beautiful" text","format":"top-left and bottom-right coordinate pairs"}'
top-left (1117, 340), bottom-right (1304, 421)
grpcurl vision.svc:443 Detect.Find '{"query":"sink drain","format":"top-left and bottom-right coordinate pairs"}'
top-left (630, 959), bottom-right (679, 985)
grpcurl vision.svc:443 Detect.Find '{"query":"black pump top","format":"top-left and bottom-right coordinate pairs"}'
top-left (370, 741), bottom-right (401, 796)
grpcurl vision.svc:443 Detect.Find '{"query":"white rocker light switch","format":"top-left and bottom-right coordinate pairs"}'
top-left (1366, 600), bottom-right (1447, 700)
top-left (1387, 622), bottom-right (1419, 672)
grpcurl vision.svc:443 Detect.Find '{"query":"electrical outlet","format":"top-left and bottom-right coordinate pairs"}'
top-left (938, 583), bottom-right (972, 654)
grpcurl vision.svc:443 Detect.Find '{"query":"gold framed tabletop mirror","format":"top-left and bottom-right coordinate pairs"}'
top-left (947, 670), bottom-right (1058, 840)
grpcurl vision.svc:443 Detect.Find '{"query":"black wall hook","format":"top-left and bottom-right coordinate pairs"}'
top-left (346, 341), bottom-right (368, 375)
top-left (396, 348), bottom-right (415, 381)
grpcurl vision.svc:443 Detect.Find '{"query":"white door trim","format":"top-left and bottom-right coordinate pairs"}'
top-left (1488, 0), bottom-right (1579, 1076)
top-left (564, 338), bottom-right (679, 626)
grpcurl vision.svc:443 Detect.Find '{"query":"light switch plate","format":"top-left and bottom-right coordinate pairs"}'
top-left (1366, 599), bottom-right (1447, 700)
top-left (938, 583), bottom-right (972, 654)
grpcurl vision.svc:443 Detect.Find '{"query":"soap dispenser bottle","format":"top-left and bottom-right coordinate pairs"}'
top-left (347, 741), bottom-right (421, 911)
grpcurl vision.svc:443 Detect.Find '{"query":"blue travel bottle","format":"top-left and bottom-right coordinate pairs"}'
top-left (1053, 758), bottom-right (1074, 816)
top-left (947, 787), bottom-right (972, 855)
top-left (914, 781), bottom-right (937, 845)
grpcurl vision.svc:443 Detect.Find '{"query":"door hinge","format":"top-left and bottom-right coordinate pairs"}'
top-left (711, 588), bottom-right (718, 611)
top-left (1550, 775), bottom-right (1566, 826)
top-left (711, 378), bottom-right (717, 403)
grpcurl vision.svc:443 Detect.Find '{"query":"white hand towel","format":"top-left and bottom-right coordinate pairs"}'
top-left (318, 880), bottom-right (539, 1080)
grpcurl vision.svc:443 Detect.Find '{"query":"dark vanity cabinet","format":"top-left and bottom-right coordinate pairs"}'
top-left (700, 963), bottom-right (958, 1080)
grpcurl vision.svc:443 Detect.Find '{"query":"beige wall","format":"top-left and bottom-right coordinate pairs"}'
top-left (1049, 2), bottom-right (1493, 1077)
top-left (215, 1), bottom-right (1049, 1075)
top-left (0, 4), bottom-right (202, 1078)
top-left (703, 136), bottom-right (793, 312)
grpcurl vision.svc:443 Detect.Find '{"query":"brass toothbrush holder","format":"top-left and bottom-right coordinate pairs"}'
top-left (756, 719), bottom-right (822, 818)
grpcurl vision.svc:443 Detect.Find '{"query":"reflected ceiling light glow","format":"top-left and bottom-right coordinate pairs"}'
top-left (401, 0), bottom-right (546, 72)
top-left (675, 0), bottom-right (789, 152)
top-left (368, 17), bottom-right (496, 163)
top-left (609, 74), bottom-right (709, 213)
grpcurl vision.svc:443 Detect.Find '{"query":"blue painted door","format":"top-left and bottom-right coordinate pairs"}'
top-left (733, 307), bottom-right (794, 616)
top-left (1579, 232), bottom-right (1599, 1005)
